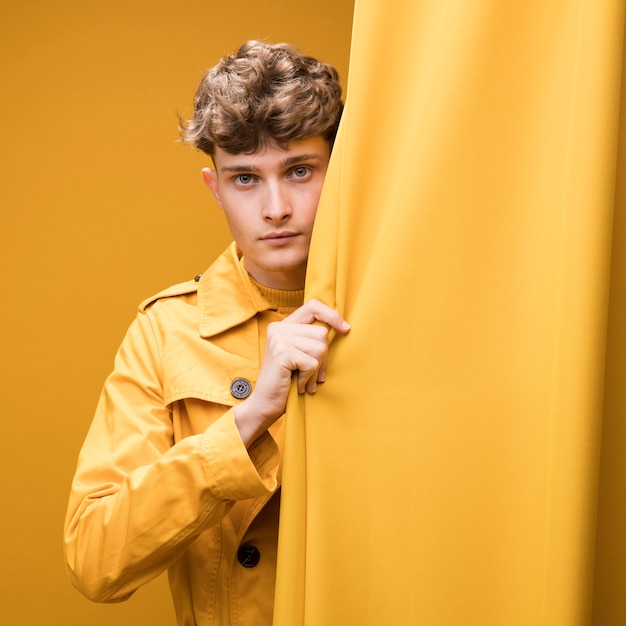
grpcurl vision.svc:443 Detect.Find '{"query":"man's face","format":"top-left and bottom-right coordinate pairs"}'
top-left (202, 135), bottom-right (331, 290)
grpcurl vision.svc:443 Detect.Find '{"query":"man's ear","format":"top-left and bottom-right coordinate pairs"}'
top-left (201, 167), bottom-right (222, 208)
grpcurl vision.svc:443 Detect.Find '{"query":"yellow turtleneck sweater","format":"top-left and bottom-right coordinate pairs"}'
top-left (249, 275), bottom-right (304, 317)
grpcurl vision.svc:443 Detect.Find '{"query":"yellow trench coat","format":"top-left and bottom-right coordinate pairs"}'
top-left (64, 243), bottom-right (292, 626)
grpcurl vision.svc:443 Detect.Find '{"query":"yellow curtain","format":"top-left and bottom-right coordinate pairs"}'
top-left (275, 1), bottom-right (626, 624)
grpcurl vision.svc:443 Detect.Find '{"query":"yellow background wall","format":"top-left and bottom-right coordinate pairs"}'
top-left (0, 2), bottom-right (353, 624)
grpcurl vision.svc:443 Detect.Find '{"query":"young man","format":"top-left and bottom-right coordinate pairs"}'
top-left (64, 41), bottom-right (348, 625)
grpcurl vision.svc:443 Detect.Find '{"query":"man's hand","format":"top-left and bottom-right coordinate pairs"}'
top-left (234, 299), bottom-right (350, 447)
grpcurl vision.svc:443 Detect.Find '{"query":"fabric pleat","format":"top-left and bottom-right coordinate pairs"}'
top-left (275, 1), bottom-right (626, 624)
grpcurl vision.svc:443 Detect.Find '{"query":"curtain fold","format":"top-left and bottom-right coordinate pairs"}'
top-left (275, 1), bottom-right (626, 624)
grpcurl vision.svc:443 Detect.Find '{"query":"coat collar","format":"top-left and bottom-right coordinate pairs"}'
top-left (198, 242), bottom-right (275, 338)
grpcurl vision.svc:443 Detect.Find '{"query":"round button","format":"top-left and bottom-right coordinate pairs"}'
top-left (230, 378), bottom-right (252, 399)
top-left (237, 544), bottom-right (261, 568)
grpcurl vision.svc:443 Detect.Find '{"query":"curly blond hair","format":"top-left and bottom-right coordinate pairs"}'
top-left (180, 41), bottom-right (344, 156)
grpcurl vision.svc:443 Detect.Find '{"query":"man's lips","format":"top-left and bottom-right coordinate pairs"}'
top-left (260, 232), bottom-right (299, 244)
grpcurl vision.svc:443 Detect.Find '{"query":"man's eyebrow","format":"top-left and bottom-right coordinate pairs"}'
top-left (219, 153), bottom-right (324, 174)
top-left (220, 164), bottom-right (260, 173)
top-left (280, 153), bottom-right (324, 167)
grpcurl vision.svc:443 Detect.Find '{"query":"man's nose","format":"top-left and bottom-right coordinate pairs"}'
top-left (262, 182), bottom-right (292, 221)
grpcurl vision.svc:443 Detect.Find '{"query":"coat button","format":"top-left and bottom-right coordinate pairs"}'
top-left (230, 378), bottom-right (252, 399)
top-left (238, 544), bottom-right (261, 568)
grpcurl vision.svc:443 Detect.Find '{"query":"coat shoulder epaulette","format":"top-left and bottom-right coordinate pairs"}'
top-left (138, 274), bottom-right (202, 312)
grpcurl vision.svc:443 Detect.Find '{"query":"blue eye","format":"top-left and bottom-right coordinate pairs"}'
top-left (235, 174), bottom-right (254, 185)
top-left (291, 166), bottom-right (310, 178)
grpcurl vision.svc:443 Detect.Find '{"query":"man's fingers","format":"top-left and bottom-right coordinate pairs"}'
top-left (284, 298), bottom-right (350, 333)
top-left (266, 299), bottom-right (349, 395)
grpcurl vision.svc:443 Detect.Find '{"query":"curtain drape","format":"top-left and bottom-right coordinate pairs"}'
top-left (274, 1), bottom-right (626, 624)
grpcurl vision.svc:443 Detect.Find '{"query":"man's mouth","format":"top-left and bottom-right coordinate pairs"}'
top-left (261, 231), bottom-right (298, 243)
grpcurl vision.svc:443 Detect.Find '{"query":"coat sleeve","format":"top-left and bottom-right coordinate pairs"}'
top-left (63, 310), bottom-right (280, 603)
